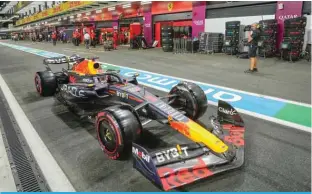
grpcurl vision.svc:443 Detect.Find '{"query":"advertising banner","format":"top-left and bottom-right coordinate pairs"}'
top-left (192, 1), bottom-right (206, 38)
top-left (16, 1), bottom-right (94, 26)
top-left (275, 1), bottom-right (303, 50)
top-left (92, 8), bottom-right (113, 21)
top-left (112, 15), bottom-right (119, 30)
top-left (144, 11), bottom-right (152, 46)
top-left (122, 2), bottom-right (143, 19)
top-left (151, 1), bottom-right (192, 15)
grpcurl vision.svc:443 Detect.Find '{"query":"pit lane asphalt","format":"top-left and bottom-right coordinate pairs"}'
top-left (0, 42), bottom-right (311, 192)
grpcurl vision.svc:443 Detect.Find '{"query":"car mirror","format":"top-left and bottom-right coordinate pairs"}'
top-left (133, 73), bottom-right (140, 77)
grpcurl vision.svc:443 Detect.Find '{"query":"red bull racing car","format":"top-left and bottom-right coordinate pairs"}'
top-left (34, 55), bottom-right (245, 191)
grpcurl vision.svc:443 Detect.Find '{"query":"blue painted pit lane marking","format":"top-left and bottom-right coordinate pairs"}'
top-left (116, 67), bottom-right (286, 117)
top-left (0, 41), bottom-right (310, 132)
top-left (0, 42), bottom-right (63, 58)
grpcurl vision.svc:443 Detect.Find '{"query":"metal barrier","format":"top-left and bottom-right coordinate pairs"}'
top-left (173, 38), bottom-right (196, 54)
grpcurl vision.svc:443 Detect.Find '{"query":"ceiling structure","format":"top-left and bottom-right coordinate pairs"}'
top-left (0, 1), bottom-right (18, 14)
top-left (0, 1), bottom-right (127, 29)
top-left (16, 1), bottom-right (125, 27)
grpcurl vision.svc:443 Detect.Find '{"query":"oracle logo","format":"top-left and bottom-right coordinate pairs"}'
top-left (157, 158), bottom-right (213, 191)
top-left (194, 20), bottom-right (204, 26)
top-left (278, 14), bottom-right (298, 21)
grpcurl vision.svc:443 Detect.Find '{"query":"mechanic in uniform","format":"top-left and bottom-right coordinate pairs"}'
top-left (52, 31), bottom-right (57, 46)
top-left (72, 31), bottom-right (76, 46)
top-left (75, 30), bottom-right (81, 46)
top-left (113, 30), bottom-right (118, 50)
top-left (90, 30), bottom-right (96, 48)
top-left (245, 23), bottom-right (260, 73)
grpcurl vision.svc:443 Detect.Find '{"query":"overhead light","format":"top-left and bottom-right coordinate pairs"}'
top-left (95, 9), bottom-right (102, 14)
top-left (70, 15), bottom-right (74, 19)
top-left (141, 1), bottom-right (151, 5)
top-left (108, 7), bottom-right (115, 11)
top-left (122, 4), bottom-right (131, 8)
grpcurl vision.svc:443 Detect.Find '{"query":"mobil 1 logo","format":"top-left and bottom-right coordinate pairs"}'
top-left (132, 147), bottom-right (151, 163)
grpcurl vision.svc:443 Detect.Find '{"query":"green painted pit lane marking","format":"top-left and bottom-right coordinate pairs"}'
top-left (275, 103), bottom-right (311, 128)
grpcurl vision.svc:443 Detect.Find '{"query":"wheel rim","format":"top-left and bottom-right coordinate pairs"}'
top-left (34, 74), bottom-right (42, 94)
top-left (98, 120), bottom-right (117, 152)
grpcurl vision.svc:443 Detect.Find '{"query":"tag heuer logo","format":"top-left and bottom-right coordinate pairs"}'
top-left (168, 2), bottom-right (173, 11)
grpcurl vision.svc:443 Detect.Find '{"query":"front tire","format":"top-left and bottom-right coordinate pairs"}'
top-left (169, 81), bottom-right (208, 120)
top-left (96, 106), bottom-right (142, 160)
top-left (34, 71), bottom-right (57, 96)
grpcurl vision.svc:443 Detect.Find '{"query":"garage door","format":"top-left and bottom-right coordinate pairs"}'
top-left (206, 2), bottom-right (276, 18)
top-left (302, 1), bottom-right (311, 15)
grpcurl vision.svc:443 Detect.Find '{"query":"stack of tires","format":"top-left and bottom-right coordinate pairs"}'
top-left (258, 19), bottom-right (277, 58)
top-left (207, 33), bottom-right (224, 53)
top-left (223, 21), bottom-right (240, 55)
top-left (199, 32), bottom-right (224, 53)
top-left (280, 16), bottom-right (307, 61)
top-left (172, 26), bottom-right (192, 37)
top-left (161, 25), bottom-right (173, 52)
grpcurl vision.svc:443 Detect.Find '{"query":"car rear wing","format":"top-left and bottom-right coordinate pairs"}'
top-left (43, 55), bottom-right (83, 65)
top-left (132, 100), bottom-right (245, 191)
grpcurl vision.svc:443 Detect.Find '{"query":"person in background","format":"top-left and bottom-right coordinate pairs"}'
top-left (104, 32), bottom-right (107, 42)
top-left (72, 31), bottom-right (76, 46)
top-left (52, 31), bottom-right (57, 46)
top-left (245, 23), bottom-right (260, 73)
top-left (62, 32), bottom-right (67, 43)
top-left (90, 30), bottom-right (96, 48)
top-left (84, 32), bottom-right (90, 49)
top-left (75, 30), bottom-right (81, 46)
top-left (100, 32), bottom-right (104, 44)
top-left (39, 33), bottom-right (43, 42)
top-left (113, 30), bottom-right (118, 50)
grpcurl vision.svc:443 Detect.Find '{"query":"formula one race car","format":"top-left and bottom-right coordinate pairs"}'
top-left (34, 55), bottom-right (245, 191)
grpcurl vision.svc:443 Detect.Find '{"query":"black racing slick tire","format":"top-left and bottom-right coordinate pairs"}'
top-left (169, 81), bottom-right (208, 120)
top-left (34, 71), bottom-right (57, 96)
top-left (96, 106), bottom-right (142, 160)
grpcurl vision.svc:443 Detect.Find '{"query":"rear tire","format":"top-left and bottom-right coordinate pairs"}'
top-left (34, 71), bottom-right (57, 96)
top-left (96, 106), bottom-right (142, 160)
top-left (169, 81), bottom-right (208, 120)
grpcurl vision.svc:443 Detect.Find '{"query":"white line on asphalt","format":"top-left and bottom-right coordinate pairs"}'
top-left (64, 48), bottom-right (106, 53)
top-left (63, 49), bottom-right (93, 55)
top-left (0, 74), bottom-right (76, 192)
top-left (102, 62), bottom-right (312, 108)
top-left (136, 79), bottom-right (311, 133)
top-left (0, 120), bottom-right (17, 192)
